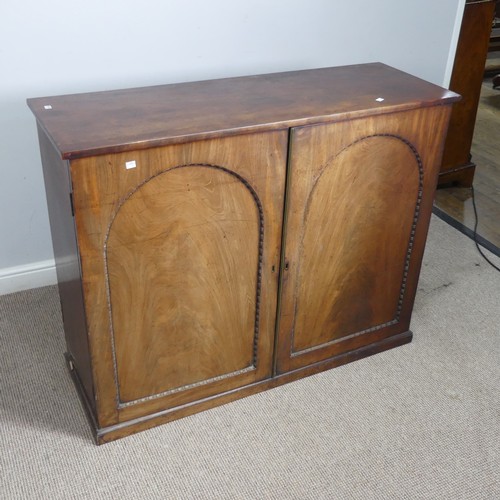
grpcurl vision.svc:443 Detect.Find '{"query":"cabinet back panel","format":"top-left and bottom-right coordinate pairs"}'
top-left (107, 166), bottom-right (260, 403)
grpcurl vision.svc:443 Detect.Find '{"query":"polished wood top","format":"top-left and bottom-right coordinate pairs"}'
top-left (28, 63), bottom-right (459, 159)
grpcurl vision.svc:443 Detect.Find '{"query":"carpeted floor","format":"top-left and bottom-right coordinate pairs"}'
top-left (1, 216), bottom-right (499, 499)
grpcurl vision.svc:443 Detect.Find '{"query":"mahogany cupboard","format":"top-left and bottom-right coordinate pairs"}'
top-left (28, 63), bottom-right (459, 443)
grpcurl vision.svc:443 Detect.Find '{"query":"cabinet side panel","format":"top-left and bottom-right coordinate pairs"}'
top-left (37, 124), bottom-right (95, 409)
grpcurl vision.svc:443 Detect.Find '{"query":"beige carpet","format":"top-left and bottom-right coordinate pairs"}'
top-left (1, 215), bottom-right (499, 499)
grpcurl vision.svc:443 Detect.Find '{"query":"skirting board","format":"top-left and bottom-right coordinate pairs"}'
top-left (0, 259), bottom-right (57, 296)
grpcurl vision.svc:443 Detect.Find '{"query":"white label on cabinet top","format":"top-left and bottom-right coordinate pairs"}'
top-left (44, 105), bottom-right (52, 110)
top-left (125, 160), bottom-right (137, 170)
top-left (375, 97), bottom-right (385, 102)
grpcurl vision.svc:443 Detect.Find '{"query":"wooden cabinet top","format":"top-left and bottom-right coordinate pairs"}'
top-left (28, 62), bottom-right (458, 160)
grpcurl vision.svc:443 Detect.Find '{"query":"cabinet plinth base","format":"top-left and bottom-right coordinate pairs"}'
top-left (66, 331), bottom-right (412, 445)
top-left (64, 353), bottom-right (98, 436)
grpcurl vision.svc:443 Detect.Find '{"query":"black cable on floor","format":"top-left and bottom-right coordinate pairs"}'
top-left (471, 185), bottom-right (500, 273)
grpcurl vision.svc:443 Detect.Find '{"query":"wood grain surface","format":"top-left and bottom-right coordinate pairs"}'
top-left (276, 106), bottom-right (452, 374)
top-left (27, 63), bottom-right (458, 160)
top-left (291, 135), bottom-right (420, 352)
top-left (70, 131), bottom-right (287, 425)
top-left (107, 165), bottom-right (260, 403)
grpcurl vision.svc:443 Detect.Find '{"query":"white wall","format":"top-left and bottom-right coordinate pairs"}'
top-left (0, 0), bottom-right (464, 294)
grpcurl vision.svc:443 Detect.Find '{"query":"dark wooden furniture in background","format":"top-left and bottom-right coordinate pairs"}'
top-left (488, 1), bottom-right (500, 55)
top-left (28, 63), bottom-right (458, 443)
top-left (438, 0), bottom-right (495, 187)
top-left (489, 1), bottom-right (500, 88)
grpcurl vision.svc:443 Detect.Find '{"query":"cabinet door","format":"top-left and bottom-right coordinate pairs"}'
top-left (70, 131), bottom-right (287, 426)
top-left (276, 108), bottom-right (450, 374)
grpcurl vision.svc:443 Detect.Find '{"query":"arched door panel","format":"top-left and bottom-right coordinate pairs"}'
top-left (106, 165), bottom-right (262, 403)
